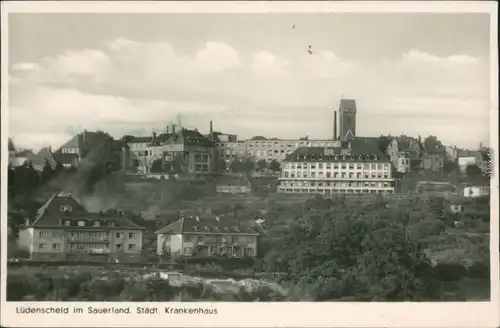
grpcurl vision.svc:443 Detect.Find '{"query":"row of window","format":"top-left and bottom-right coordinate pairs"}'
top-left (60, 219), bottom-right (115, 227)
top-left (284, 163), bottom-right (390, 171)
top-left (61, 147), bottom-right (80, 154)
top-left (194, 154), bottom-right (210, 162)
top-left (278, 188), bottom-right (394, 194)
top-left (185, 235), bottom-right (255, 243)
top-left (182, 246), bottom-right (255, 256)
top-left (280, 181), bottom-right (392, 188)
top-left (39, 231), bottom-right (137, 238)
top-left (195, 164), bottom-right (209, 173)
top-left (283, 171), bottom-right (391, 179)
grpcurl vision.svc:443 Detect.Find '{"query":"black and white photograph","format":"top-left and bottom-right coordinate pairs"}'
top-left (1, 1), bottom-right (498, 327)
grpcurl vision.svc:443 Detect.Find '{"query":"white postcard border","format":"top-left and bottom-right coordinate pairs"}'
top-left (1, 1), bottom-right (498, 328)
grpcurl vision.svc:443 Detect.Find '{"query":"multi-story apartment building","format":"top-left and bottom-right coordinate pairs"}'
top-left (278, 138), bottom-right (395, 195)
top-left (246, 138), bottom-right (342, 163)
top-left (123, 127), bottom-right (214, 174)
top-left (385, 136), bottom-right (424, 173)
top-left (155, 215), bottom-right (259, 258)
top-left (17, 192), bottom-right (145, 263)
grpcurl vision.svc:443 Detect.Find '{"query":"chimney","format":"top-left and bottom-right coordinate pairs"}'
top-left (152, 132), bottom-right (157, 143)
top-left (24, 218), bottom-right (30, 226)
top-left (333, 111), bottom-right (338, 141)
top-left (196, 216), bottom-right (200, 222)
top-left (166, 126), bottom-right (169, 134)
top-left (216, 216), bottom-right (220, 222)
top-left (210, 121), bottom-right (213, 133)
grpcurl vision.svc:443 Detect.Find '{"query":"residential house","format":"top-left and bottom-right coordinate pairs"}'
top-left (52, 152), bottom-right (79, 169)
top-left (59, 129), bottom-right (90, 160)
top-left (30, 147), bottom-right (58, 172)
top-left (125, 128), bottom-right (214, 175)
top-left (463, 184), bottom-right (490, 198)
top-left (385, 136), bottom-right (424, 173)
top-left (17, 192), bottom-right (145, 263)
top-left (278, 137), bottom-right (395, 195)
top-left (155, 215), bottom-right (259, 258)
top-left (421, 143), bottom-right (446, 173)
top-left (458, 150), bottom-right (488, 174)
top-left (215, 176), bottom-right (252, 194)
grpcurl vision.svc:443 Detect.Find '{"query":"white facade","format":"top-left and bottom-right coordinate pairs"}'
top-left (157, 233), bottom-right (258, 258)
top-left (463, 186), bottom-right (490, 198)
top-left (278, 160), bottom-right (394, 195)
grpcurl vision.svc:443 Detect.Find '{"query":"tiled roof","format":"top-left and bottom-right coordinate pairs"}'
top-left (283, 146), bottom-right (389, 163)
top-left (166, 129), bottom-right (214, 147)
top-left (121, 135), bottom-right (153, 144)
top-left (28, 192), bottom-right (144, 230)
top-left (155, 215), bottom-right (258, 235)
top-left (348, 137), bottom-right (384, 156)
top-left (31, 147), bottom-right (57, 168)
top-left (339, 99), bottom-right (357, 112)
top-left (61, 134), bottom-right (84, 149)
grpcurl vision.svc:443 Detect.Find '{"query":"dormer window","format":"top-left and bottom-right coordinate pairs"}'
top-left (193, 226), bottom-right (199, 231)
top-left (60, 205), bottom-right (72, 212)
top-left (108, 220), bottom-right (115, 227)
top-left (77, 220), bottom-right (85, 227)
top-left (93, 221), bottom-right (100, 227)
top-left (204, 226), bottom-right (209, 231)
top-left (64, 220), bottom-right (71, 226)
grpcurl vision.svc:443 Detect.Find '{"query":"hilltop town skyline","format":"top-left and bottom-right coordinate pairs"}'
top-left (8, 13), bottom-right (492, 151)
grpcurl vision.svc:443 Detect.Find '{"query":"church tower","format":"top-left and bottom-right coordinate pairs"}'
top-left (338, 98), bottom-right (357, 141)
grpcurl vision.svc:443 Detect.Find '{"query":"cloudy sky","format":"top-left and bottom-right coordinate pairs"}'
top-left (8, 12), bottom-right (491, 151)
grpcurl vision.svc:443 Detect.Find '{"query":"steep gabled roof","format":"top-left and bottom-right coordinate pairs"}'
top-left (167, 128), bottom-right (214, 147)
top-left (31, 147), bottom-right (57, 168)
top-left (29, 192), bottom-right (144, 230)
top-left (60, 134), bottom-right (84, 149)
top-left (155, 215), bottom-right (258, 235)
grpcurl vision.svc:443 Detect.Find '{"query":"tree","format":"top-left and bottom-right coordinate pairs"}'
top-left (150, 159), bottom-right (164, 173)
top-left (229, 159), bottom-right (243, 174)
top-left (242, 160), bottom-right (255, 174)
top-left (466, 164), bottom-right (482, 178)
top-left (268, 160), bottom-right (281, 173)
top-left (251, 136), bottom-right (267, 140)
top-left (41, 159), bottom-right (53, 183)
top-left (54, 162), bottom-right (64, 176)
top-left (256, 159), bottom-right (267, 172)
